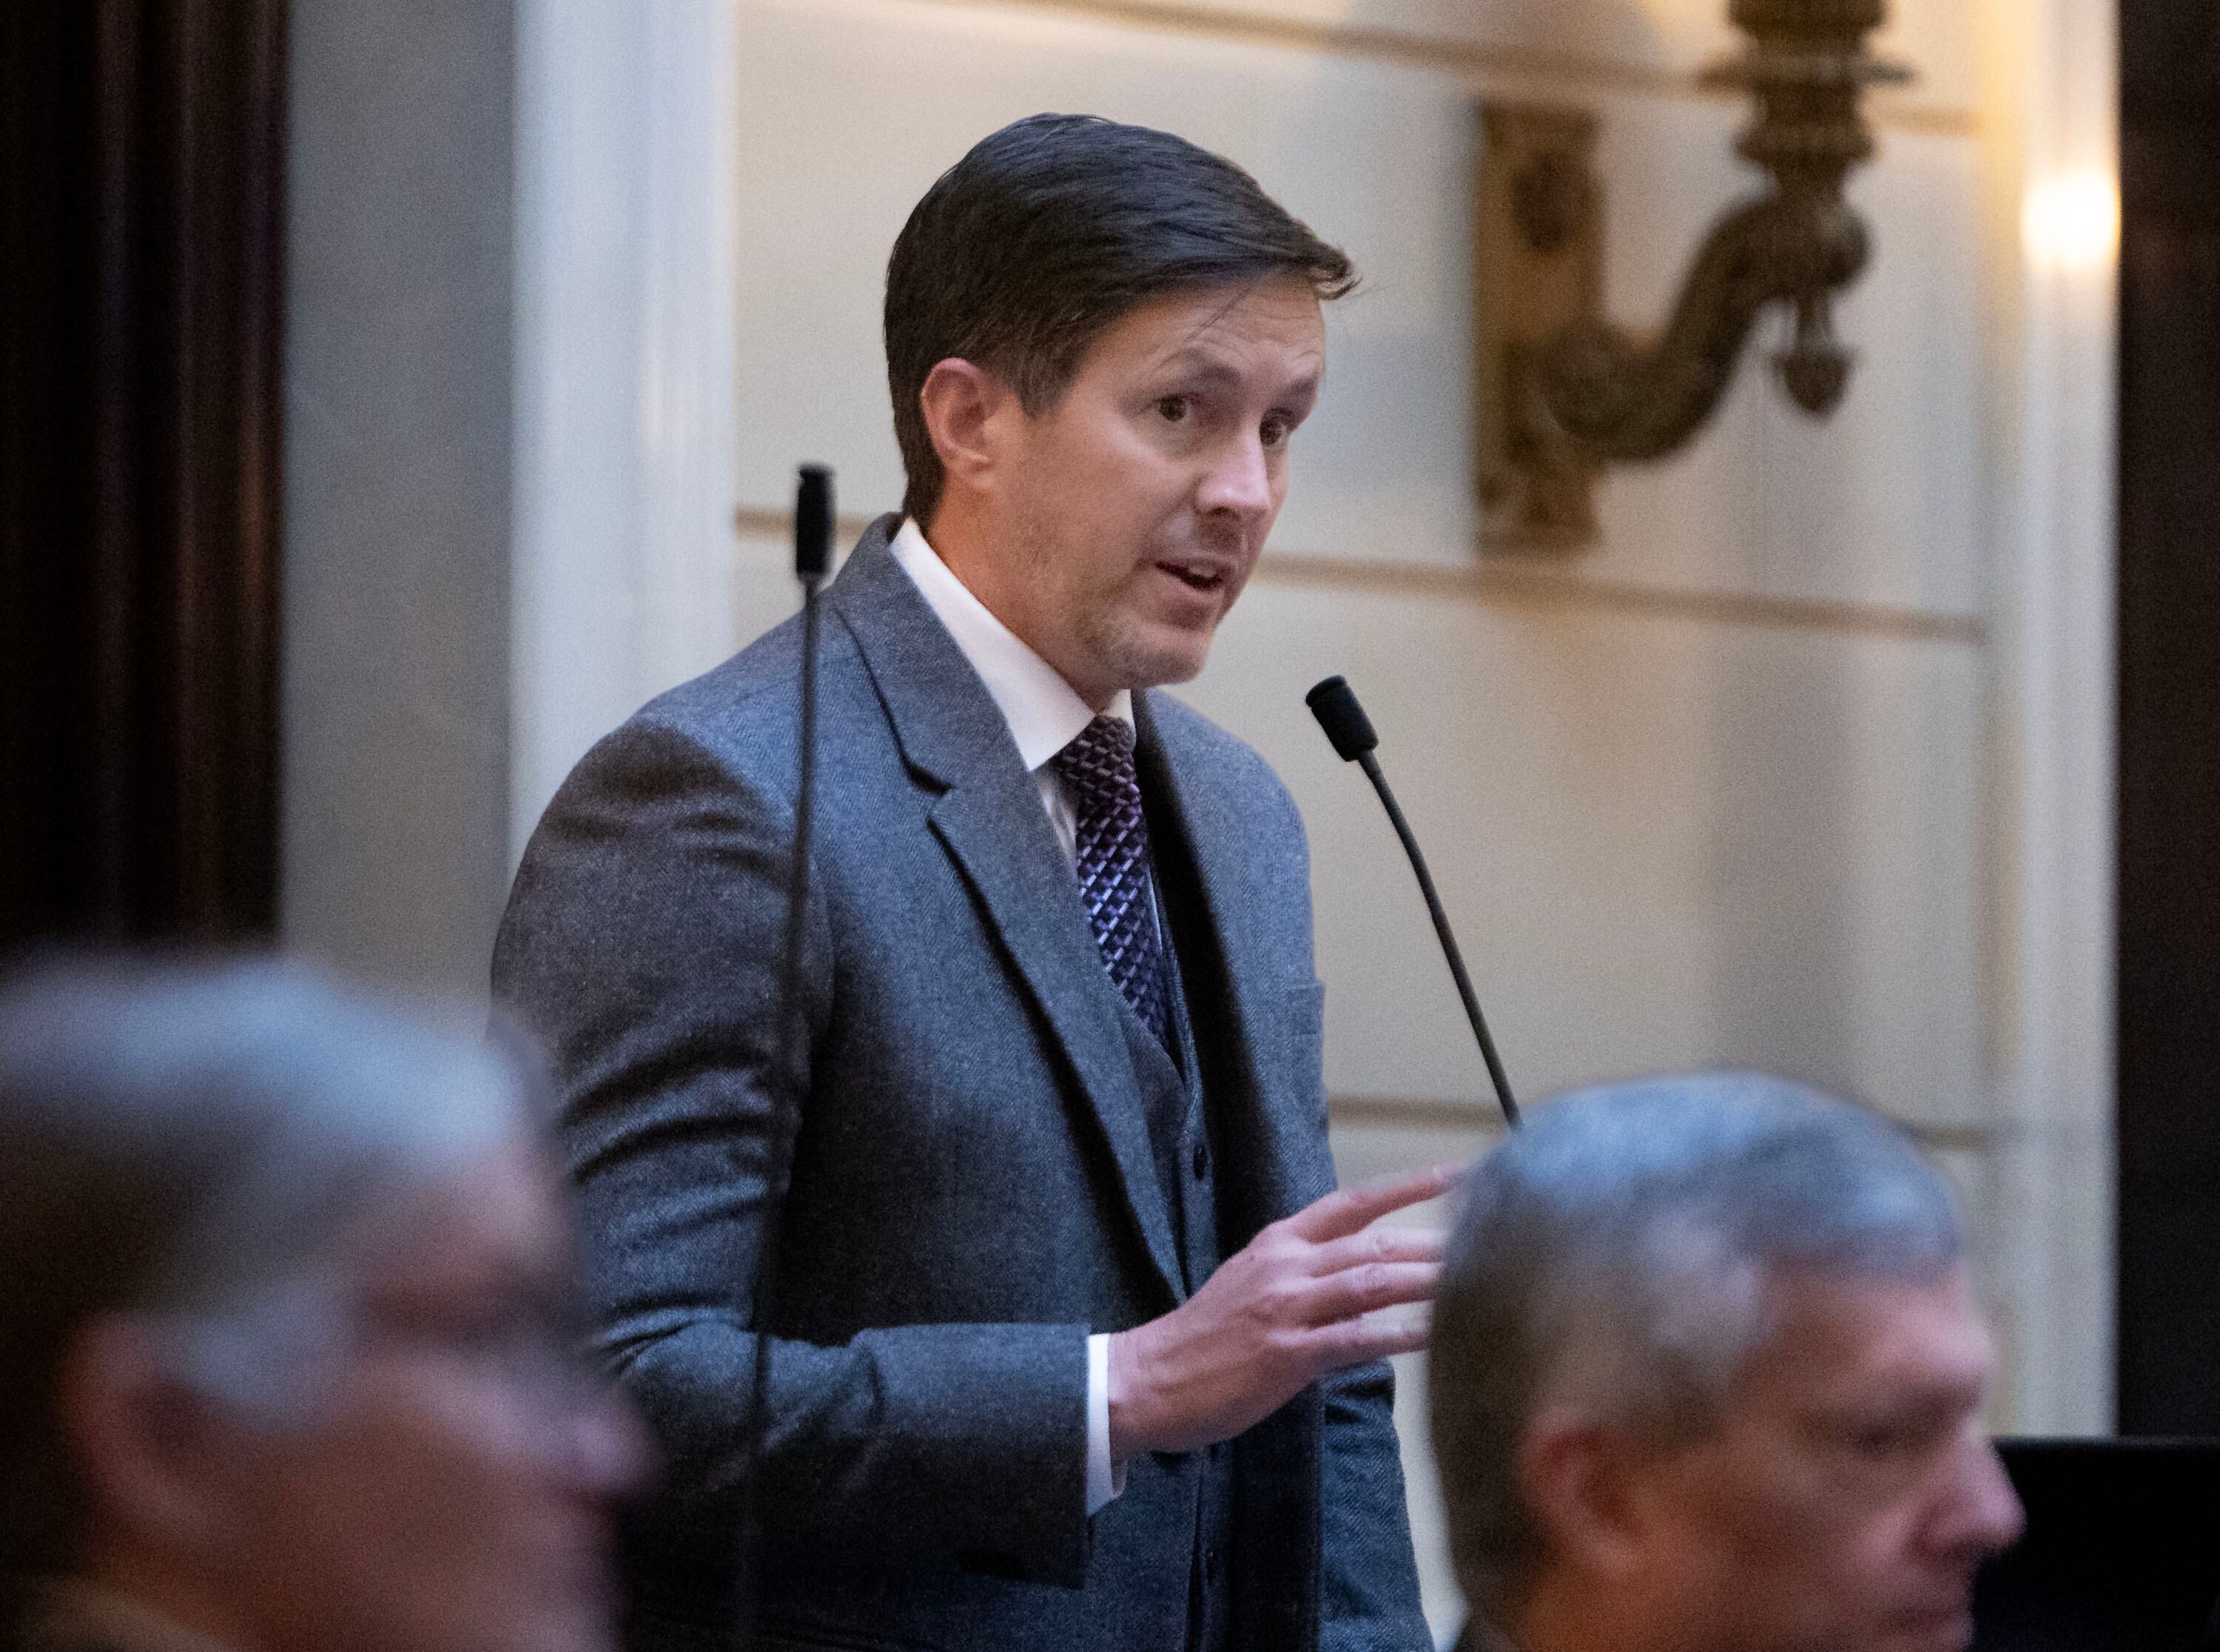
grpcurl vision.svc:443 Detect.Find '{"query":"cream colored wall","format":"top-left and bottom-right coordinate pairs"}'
top-left (512, 1), bottom-right (2114, 1643)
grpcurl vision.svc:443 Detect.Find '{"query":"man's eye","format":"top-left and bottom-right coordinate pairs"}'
top-left (1261, 415), bottom-right (1290, 447)
top-left (1156, 395), bottom-right (1190, 423)
top-left (1849, 1420), bottom-right (1935, 1460)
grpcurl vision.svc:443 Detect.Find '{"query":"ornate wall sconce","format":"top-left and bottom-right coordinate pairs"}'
top-left (1476, 0), bottom-right (1910, 546)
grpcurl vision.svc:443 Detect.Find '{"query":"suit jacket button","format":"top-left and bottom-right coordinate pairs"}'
top-left (1191, 1141), bottom-right (1210, 1180)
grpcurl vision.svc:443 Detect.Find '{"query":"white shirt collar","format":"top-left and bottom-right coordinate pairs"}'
top-left (888, 516), bottom-right (1133, 771)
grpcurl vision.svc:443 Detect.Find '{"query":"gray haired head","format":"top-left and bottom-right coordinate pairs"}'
top-left (0, 953), bottom-right (539, 1593)
top-left (1428, 1071), bottom-right (1965, 1625)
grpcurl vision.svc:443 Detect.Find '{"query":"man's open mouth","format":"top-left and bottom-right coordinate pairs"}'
top-left (1156, 558), bottom-right (1228, 593)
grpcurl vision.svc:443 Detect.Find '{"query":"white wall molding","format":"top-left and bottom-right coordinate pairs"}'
top-left (731, 505), bottom-right (1990, 645)
top-left (511, 0), bottom-right (741, 855)
top-left (928, 0), bottom-right (1981, 134)
top-left (1980, 0), bottom-right (2118, 1435)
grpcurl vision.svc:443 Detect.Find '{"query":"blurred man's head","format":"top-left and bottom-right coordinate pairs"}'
top-left (886, 112), bottom-right (1353, 708)
top-left (0, 957), bottom-right (648, 1652)
top-left (1430, 1074), bottom-right (2022, 1652)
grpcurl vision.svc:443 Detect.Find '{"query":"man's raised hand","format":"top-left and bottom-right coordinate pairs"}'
top-left (1105, 1164), bottom-right (1462, 1459)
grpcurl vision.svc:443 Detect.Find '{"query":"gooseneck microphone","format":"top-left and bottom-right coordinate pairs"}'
top-left (780, 464), bottom-right (834, 1062)
top-left (739, 465), bottom-right (835, 1639)
top-left (1306, 675), bottom-right (1521, 1130)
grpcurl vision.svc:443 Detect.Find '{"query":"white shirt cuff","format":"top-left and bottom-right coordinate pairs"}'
top-left (1086, 1332), bottom-right (1128, 1514)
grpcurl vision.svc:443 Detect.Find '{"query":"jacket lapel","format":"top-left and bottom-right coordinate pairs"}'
top-left (829, 521), bottom-right (1184, 1303)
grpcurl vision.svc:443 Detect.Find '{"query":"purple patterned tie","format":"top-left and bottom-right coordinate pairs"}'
top-left (1051, 716), bottom-right (1170, 1047)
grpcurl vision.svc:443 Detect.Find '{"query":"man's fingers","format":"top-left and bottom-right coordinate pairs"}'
top-left (1303, 1261), bottom-right (1440, 1327)
top-left (1307, 1228), bottom-right (1445, 1277)
top-left (1282, 1163), bottom-right (1464, 1243)
top-left (1308, 1304), bottom-right (1433, 1372)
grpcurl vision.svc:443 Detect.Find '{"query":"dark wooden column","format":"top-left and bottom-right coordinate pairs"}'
top-left (2116, 0), bottom-right (2220, 1432)
top-left (0, 0), bottom-right (286, 953)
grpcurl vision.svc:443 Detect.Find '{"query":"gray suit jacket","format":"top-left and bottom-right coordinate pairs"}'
top-left (494, 517), bottom-right (1430, 1652)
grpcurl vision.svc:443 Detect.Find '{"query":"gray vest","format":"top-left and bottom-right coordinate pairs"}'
top-left (1114, 870), bottom-right (1237, 1652)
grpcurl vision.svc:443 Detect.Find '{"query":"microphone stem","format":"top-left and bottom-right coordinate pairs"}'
top-left (1356, 751), bottom-right (1521, 1130)
top-left (778, 573), bottom-right (826, 1095)
top-left (740, 566), bottom-right (827, 1634)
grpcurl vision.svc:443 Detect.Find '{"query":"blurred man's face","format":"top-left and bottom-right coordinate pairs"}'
top-left (215, 1145), bottom-right (649, 1652)
top-left (1626, 1265), bottom-right (2023, 1652)
top-left (983, 277), bottom-right (1324, 707)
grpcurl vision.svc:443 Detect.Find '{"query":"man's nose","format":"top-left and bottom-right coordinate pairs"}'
top-left (1930, 1434), bottom-right (2026, 1560)
top-left (1196, 433), bottom-right (1274, 520)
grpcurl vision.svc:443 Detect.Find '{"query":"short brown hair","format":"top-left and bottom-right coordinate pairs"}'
top-left (884, 112), bottom-right (1355, 526)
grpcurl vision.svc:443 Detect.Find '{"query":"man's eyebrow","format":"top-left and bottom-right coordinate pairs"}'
top-left (1148, 349), bottom-right (1244, 386)
top-left (1819, 1369), bottom-right (1990, 1428)
top-left (1146, 351), bottom-right (1324, 404)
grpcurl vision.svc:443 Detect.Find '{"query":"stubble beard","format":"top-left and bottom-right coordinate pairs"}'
top-left (1010, 499), bottom-right (1218, 695)
top-left (1080, 599), bottom-right (1211, 692)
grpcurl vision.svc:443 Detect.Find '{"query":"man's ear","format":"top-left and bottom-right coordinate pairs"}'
top-left (60, 1315), bottom-right (251, 1562)
top-left (1519, 1405), bottom-right (1651, 1582)
top-left (917, 357), bottom-right (1019, 499)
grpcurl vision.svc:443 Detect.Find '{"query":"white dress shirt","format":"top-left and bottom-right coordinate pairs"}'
top-left (888, 516), bottom-right (1133, 1515)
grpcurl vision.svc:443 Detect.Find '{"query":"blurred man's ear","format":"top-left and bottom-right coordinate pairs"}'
top-left (1518, 1406), bottom-right (1650, 1582)
top-left (917, 358), bottom-right (1020, 502)
top-left (59, 1315), bottom-right (253, 1565)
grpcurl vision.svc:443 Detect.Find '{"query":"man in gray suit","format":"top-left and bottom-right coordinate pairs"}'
top-left (495, 112), bottom-right (1441, 1652)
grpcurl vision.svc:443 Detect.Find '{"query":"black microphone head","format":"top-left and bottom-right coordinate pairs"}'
top-left (795, 465), bottom-right (834, 580)
top-left (1306, 675), bottom-right (1378, 761)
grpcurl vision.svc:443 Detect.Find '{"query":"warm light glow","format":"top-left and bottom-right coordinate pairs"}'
top-left (2022, 169), bottom-right (2121, 270)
